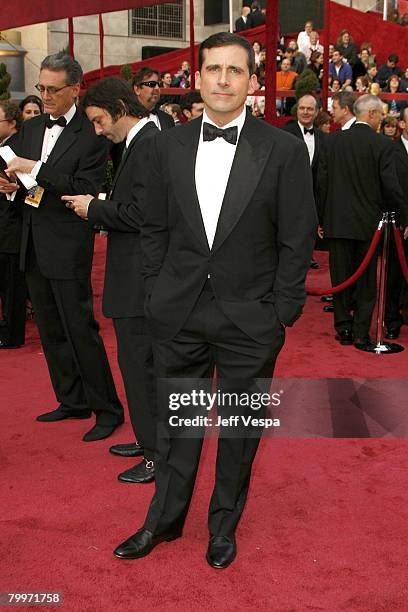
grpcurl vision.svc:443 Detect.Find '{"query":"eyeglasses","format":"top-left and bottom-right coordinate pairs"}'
top-left (139, 81), bottom-right (160, 88)
top-left (35, 83), bottom-right (71, 95)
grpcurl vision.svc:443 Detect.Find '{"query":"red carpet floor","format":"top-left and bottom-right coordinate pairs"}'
top-left (2, 238), bottom-right (408, 611)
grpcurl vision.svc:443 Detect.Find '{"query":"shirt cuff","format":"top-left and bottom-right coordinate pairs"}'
top-left (30, 161), bottom-right (42, 180)
top-left (6, 192), bottom-right (17, 202)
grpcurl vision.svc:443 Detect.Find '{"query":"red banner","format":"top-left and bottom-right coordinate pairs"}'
top-left (0, 0), bottom-right (170, 31)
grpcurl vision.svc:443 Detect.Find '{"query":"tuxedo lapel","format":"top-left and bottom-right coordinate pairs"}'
top-left (169, 117), bottom-right (209, 251)
top-left (211, 116), bottom-right (274, 254)
top-left (29, 116), bottom-right (47, 160)
top-left (46, 108), bottom-right (82, 165)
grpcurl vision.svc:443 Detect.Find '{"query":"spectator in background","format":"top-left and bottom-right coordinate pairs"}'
top-left (328, 44), bottom-right (335, 61)
top-left (314, 110), bottom-right (331, 134)
top-left (335, 30), bottom-right (359, 67)
top-left (252, 41), bottom-right (262, 66)
top-left (400, 13), bottom-right (408, 26)
top-left (355, 76), bottom-right (369, 93)
top-left (132, 67), bottom-right (175, 131)
top-left (384, 74), bottom-right (406, 116)
top-left (380, 115), bottom-right (399, 139)
top-left (276, 58), bottom-right (298, 115)
top-left (329, 50), bottom-right (352, 88)
top-left (309, 51), bottom-right (324, 86)
top-left (353, 48), bottom-right (370, 83)
top-left (161, 71), bottom-right (173, 88)
top-left (235, 6), bottom-right (251, 32)
top-left (291, 43), bottom-right (307, 74)
top-left (172, 61), bottom-right (190, 88)
top-left (388, 8), bottom-right (400, 23)
top-left (163, 103), bottom-right (182, 125)
top-left (160, 71), bottom-right (178, 105)
top-left (179, 91), bottom-right (204, 121)
top-left (377, 54), bottom-right (402, 89)
top-left (367, 64), bottom-right (379, 87)
top-left (303, 31), bottom-right (323, 64)
top-left (360, 42), bottom-right (376, 66)
top-left (248, 1), bottom-right (265, 28)
top-left (401, 67), bottom-right (408, 92)
top-left (19, 95), bottom-right (43, 121)
top-left (328, 78), bottom-right (341, 112)
top-left (297, 20), bottom-right (313, 55)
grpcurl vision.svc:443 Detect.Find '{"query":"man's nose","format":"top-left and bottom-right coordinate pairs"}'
top-left (218, 67), bottom-right (229, 86)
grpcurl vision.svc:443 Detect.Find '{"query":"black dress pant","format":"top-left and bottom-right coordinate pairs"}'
top-left (144, 287), bottom-right (285, 537)
top-left (0, 252), bottom-right (26, 346)
top-left (385, 232), bottom-right (407, 330)
top-left (329, 238), bottom-right (378, 338)
top-left (25, 237), bottom-right (123, 424)
top-left (113, 317), bottom-right (156, 461)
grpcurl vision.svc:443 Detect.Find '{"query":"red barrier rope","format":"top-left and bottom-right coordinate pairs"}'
top-left (307, 226), bottom-right (383, 296)
top-left (392, 223), bottom-right (408, 284)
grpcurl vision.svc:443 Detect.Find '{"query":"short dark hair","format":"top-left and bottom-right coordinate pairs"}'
top-left (40, 52), bottom-right (83, 84)
top-left (388, 53), bottom-right (399, 63)
top-left (19, 95), bottom-right (44, 114)
top-left (132, 66), bottom-right (160, 88)
top-left (81, 77), bottom-right (149, 120)
top-left (0, 100), bottom-right (22, 130)
top-left (180, 91), bottom-right (203, 112)
top-left (314, 110), bottom-right (331, 129)
top-left (332, 91), bottom-right (355, 114)
top-left (198, 32), bottom-right (255, 75)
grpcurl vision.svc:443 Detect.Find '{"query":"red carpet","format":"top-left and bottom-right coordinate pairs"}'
top-left (2, 237), bottom-right (408, 611)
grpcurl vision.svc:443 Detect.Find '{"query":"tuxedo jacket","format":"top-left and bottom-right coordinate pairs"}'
top-left (282, 120), bottom-right (325, 190)
top-left (394, 137), bottom-right (408, 196)
top-left (317, 123), bottom-right (408, 240)
top-left (235, 16), bottom-right (250, 32)
top-left (87, 121), bottom-right (158, 318)
top-left (142, 114), bottom-right (317, 343)
top-left (0, 133), bottom-right (23, 254)
top-left (13, 109), bottom-right (109, 279)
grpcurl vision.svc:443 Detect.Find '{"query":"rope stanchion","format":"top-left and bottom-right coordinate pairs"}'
top-left (307, 217), bottom-right (384, 296)
top-left (392, 220), bottom-right (408, 284)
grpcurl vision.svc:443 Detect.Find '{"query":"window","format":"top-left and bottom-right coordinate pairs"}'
top-left (130, 1), bottom-right (184, 40)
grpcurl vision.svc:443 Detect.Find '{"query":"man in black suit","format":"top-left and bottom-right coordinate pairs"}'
top-left (0, 101), bottom-right (26, 349)
top-left (235, 6), bottom-right (251, 32)
top-left (114, 32), bottom-right (317, 568)
top-left (317, 94), bottom-right (408, 350)
top-left (0, 53), bottom-right (123, 441)
top-left (248, 1), bottom-right (265, 28)
top-left (64, 77), bottom-right (158, 483)
top-left (385, 106), bottom-right (408, 339)
top-left (132, 67), bottom-right (174, 131)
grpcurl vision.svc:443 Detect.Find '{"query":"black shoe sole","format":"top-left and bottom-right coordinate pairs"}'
top-left (206, 551), bottom-right (237, 569)
top-left (118, 475), bottom-right (155, 484)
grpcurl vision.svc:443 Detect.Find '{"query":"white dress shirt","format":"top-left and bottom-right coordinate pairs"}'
top-left (401, 134), bottom-right (408, 155)
top-left (31, 104), bottom-right (77, 179)
top-left (342, 117), bottom-right (356, 130)
top-left (126, 116), bottom-right (154, 148)
top-left (195, 107), bottom-right (246, 249)
top-left (298, 121), bottom-right (315, 165)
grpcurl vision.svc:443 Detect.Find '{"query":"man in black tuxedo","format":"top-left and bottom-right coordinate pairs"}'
top-left (114, 32), bottom-right (317, 568)
top-left (317, 94), bottom-right (408, 350)
top-left (235, 6), bottom-right (251, 32)
top-left (64, 77), bottom-right (158, 483)
top-left (0, 53), bottom-right (123, 441)
top-left (385, 106), bottom-right (408, 339)
top-left (0, 101), bottom-right (26, 349)
top-left (132, 67), bottom-right (174, 131)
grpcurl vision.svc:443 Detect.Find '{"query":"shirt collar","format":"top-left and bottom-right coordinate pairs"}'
top-left (126, 116), bottom-right (154, 148)
top-left (200, 107), bottom-right (247, 144)
top-left (342, 117), bottom-right (356, 130)
top-left (298, 121), bottom-right (314, 134)
top-left (50, 104), bottom-right (76, 125)
top-left (401, 134), bottom-right (408, 153)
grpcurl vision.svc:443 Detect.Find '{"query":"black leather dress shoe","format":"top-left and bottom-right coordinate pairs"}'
top-left (82, 419), bottom-right (123, 442)
top-left (335, 329), bottom-right (354, 345)
top-left (385, 327), bottom-right (401, 340)
top-left (321, 295), bottom-right (333, 302)
top-left (114, 528), bottom-right (181, 559)
top-left (36, 405), bottom-right (92, 422)
top-left (206, 535), bottom-right (236, 569)
top-left (310, 259), bottom-right (319, 269)
top-left (109, 442), bottom-right (144, 457)
top-left (323, 304), bottom-right (334, 313)
top-left (118, 459), bottom-right (155, 483)
top-left (0, 340), bottom-right (23, 349)
top-left (354, 337), bottom-right (374, 351)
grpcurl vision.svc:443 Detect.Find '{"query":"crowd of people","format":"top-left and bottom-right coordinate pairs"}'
top-left (0, 19), bottom-right (408, 570)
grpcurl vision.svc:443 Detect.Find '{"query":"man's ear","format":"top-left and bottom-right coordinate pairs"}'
top-left (248, 73), bottom-right (259, 95)
top-left (195, 71), bottom-right (201, 89)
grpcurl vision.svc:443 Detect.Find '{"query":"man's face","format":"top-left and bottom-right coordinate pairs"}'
top-left (242, 7), bottom-right (250, 17)
top-left (162, 73), bottom-right (172, 87)
top-left (281, 59), bottom-right (291, 72)
top-left (85, 106), bottom-right (126, 143)
top-left (398, 110), bottom-right (408, 137)
top-left (305, 22), bottom-right (313, 34)
top-left (38, 69), bottom-right (79, 117)
top-left (181, 61), bottom-right (190, 72)
top-left (284, 50), bottom-right (294, 61)
top-left (195, 45), bottom-right (257, 125)
top-left (288, 41), bottom-right (297, 51)
top-left (190, 102), bottom-right (204, 119)
top-left (368, 66), bottom-right (377, 78)
top-left (329, 44), bottom-right (334, 58)
top-left (297, 95), bottom-right (318, 127)
top-left (332, 51), bottom-right (342, 65)
top-left (0, 107), bottom-right (15, 141)
top-left (331, 99), bottom-right (345, 124)
top-left (387, 60), bottom-right (396, 68)
top-left (134, 72), bottom-right (160, 111)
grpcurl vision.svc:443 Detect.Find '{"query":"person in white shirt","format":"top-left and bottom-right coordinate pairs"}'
top-left (297, 20), bottom-right (313, 55)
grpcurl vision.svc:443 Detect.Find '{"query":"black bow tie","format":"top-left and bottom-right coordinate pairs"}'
top-left (45, 115), bottom-right (67, 129)
top-left (203, 122), bottom-right (238, 145)
top-left (303, 127), bottom-right (314, 135)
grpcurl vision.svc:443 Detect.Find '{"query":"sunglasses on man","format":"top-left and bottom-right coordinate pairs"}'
top-left (139, 81), bottom-right (160, 88)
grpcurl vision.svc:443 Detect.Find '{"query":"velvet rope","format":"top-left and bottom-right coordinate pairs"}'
top-left (392, 223), bottom-right (408, 284)
top-left (307, 226), bottom-right (383, 296)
